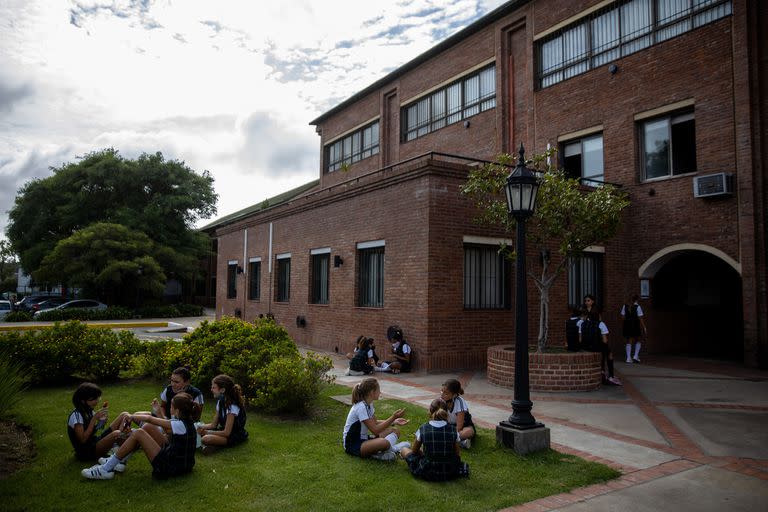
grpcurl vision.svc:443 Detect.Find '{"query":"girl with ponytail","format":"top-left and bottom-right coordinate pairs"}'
top-left (197, 374), bottom-right (249, 452)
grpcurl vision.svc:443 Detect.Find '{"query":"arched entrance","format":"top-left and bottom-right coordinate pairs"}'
top-left (639, 245), bottom-right (743, 360)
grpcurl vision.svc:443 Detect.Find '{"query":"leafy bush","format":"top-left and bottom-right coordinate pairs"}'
top-left (4, 311), bottom-right (33, 322)
top-left (0, 321), bottom-right (142, 384)
top-left (35, 306), bottom-right (133, 322)
top-left (0, 349), bottom-right (27, 418)
top-left (130, 339), bottom-right (178, 380)
top-left (175, 303), bottom-right (204, 317)
top-left (159, 317), bottom-right (306, 406)
top-left (250, 352), bottom-right (334, 414)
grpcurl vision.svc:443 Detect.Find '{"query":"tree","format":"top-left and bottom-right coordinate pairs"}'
top-left (6, 149), bottom-right (217, 302)
top-left (462, 150), bottom-right (630, 351)
top-left (0, 239), bottom-right (18, 292)
top-left (36, 223), bottom-right (166, 304)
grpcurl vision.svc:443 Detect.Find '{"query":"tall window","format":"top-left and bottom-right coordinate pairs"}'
top-left (562, 134), bottom-right (604, 185)
top-left (248, 258), bottom-right (261, 301)
top-left (538, 0), bottom-right (732, 88)
top-left (402, 64), bottom-right (496, 142)
top-left (358, 242), bottom-right (384, 307)
top-left (276, 254), bottom-right (291, 302)
top-left (568, 252), bottom-right (603, 308)
top-left (226, 261), bottom-right (238, 299)
top-left (464, 245), bottom-right (510, 309)
top-left (325, 121), bottom-right (379, 172)
top-left (641, 112), bottom-right (696, 180)
top-left (311, 249), bottom-right (330, 305)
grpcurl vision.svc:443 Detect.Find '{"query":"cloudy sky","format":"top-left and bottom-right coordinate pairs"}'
top-left (0, 0), bottom-right (507, 238)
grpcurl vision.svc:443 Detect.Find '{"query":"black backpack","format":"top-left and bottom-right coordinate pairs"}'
top-left (581, 319), bottom-right (602, 350)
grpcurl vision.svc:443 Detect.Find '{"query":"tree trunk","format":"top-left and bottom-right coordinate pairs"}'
top-left (537, 286), bottom-right (549, 352)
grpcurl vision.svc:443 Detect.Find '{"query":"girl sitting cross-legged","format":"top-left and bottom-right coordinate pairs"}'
top-left (342, 377), bottom-right (410, 461)
top-left (81, 392), bottom-right (202, 480)
top-left (197, 374), bottom-right (249, 452)
top-left (399, 398), bottom-right (470, 481)
top-left (441, 378), bottom-right (476, 449)
top-left (67, 382), bottom-right (131, 462)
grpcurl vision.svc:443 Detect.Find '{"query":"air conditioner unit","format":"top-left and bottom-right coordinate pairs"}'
top-left (693, 173), bottom-right (733, 198)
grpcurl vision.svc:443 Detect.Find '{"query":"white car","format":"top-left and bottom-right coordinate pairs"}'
top-left (33, 299), bottom-right (108, 317)
top-left (0, 300), bottom-right (11, 320)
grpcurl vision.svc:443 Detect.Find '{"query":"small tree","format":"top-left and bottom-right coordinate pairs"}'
top-left (462, 150), bottom-right (630, 351)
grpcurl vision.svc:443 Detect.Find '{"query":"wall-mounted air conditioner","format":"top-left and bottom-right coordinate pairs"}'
top-left (693, 173), bottom-right (733, 198)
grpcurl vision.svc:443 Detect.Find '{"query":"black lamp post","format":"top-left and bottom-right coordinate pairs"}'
top-left (501, 144), bottom-right (542, 429)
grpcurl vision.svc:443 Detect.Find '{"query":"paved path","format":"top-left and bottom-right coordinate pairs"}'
top-left (320, 350), bottom-right (768, 511)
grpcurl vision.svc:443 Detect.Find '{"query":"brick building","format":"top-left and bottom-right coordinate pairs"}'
top-left (204, 0), bottom-right (767, 369)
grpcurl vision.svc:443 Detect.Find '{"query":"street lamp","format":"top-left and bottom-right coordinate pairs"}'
top-left (496, 144), bottom-right (549, 454)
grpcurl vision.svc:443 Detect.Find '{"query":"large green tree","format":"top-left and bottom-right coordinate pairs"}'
top-left (0, 239), bottom-right (18, 292)
top-left (462, 149), bottom-right (630, 351)
top-left (6, 149), bottom-right (217, 302)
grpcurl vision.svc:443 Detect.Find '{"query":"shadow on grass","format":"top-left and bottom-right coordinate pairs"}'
top-left (0, 381), bottom-right (619, 512)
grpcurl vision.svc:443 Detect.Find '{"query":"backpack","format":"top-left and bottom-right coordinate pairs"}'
top-left (581, 319), bottom-right (602, 350)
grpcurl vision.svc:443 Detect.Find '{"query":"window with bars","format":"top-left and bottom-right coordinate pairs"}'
top-left (276, 257), bottom-right (291, 302)
top-left (463, 245), bottom-right (510, 309)
top-left (226, 262), bottom-right (237, 299)
top-left (537, 0), bottom-right (732, 88)
top-left (311, 252), bottom-right (330, 305)
top-left (568, 252), bottom-right (603, 308)
top-left (358, 245), bottom-right (384, 308)
top-left (561, 134), bottom-right (604, 185)
top-left (325, 121), bottom-right (380, 172)
top-left (248, 260), bottom-right (261, 301)
top-left (641, 111), bottom-right (696, 180)
top-left (402, 64), bottom-right (496, 142)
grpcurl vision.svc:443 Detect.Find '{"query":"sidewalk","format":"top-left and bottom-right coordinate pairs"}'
top-left (321, 349), bottom-right (768, 512)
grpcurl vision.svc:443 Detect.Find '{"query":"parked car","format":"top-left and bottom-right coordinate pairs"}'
top-left (31, 297), bottom-right (72, 314)
top-left (33, 299), bottom-right (108, 317)
top-left (15, 294), bottom-right (59, 312)
top-left (0, 300), bottom-right (11, 320)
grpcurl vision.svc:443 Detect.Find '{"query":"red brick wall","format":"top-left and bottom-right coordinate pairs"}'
top-left (487, 345), bottom-right (603, 391)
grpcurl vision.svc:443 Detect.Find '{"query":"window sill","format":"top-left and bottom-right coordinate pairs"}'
top-left (641, 171), bottom-right (698, 184)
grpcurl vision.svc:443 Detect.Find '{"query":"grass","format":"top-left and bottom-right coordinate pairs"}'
top-left (0, 380), bottom-right (619, 512)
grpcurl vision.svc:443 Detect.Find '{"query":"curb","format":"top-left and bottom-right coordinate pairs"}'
top-left (0, 321), bottom-right (170, 332)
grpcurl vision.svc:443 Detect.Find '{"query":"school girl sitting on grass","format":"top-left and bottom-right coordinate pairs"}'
top-left (342, 377), bottom-right (410, 461)
top-left (81, 392), bottom-right (202, 480)
top-left (68, 382), bottom-right (131, 462)
top-left (197, 374), bottom-right (249, 453)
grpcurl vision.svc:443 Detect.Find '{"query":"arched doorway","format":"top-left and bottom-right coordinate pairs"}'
top-left (640, 246), bottom-right (743, 360)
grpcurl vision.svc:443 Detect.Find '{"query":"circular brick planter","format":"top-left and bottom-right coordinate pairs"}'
top-left (487, 345), bottom-right (602, 392)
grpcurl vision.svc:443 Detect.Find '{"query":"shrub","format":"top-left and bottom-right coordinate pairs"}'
top-left (35, 306), bottom-right (133, 322)
top-left (250, 352), bottom-right (335, 414)
top-left (0, 349), bottom-right (28, 418)
top-left (175, 303), bottom-right (204, 317)
top-left (161, 317), bottom-right (300, 402)
top-left (4, 311), bottom-right (33, 322)
top-left (0, 321), bottom-right (142, 384)
top-left (135, 304), bottom-right (203, 318)
top-left (130, 339), bottom-right (178, 380)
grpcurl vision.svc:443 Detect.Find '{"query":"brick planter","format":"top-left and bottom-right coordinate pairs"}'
top-left (487, 345), bottom-right (602, 392)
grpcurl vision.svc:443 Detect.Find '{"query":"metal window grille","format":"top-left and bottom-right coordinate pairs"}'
top-left (537, 0), bottom-right (732, 89)
top-left (311, 253), bottom-right (330, 305)
top-left (248, 261), bottom-right (261, 300)
top-left (567, 253), bottom-right (603, 308)
top-left (227, 263), bottom-right (237, 299)
top-left (325, 121), bottom-right (380, 172)
top-left (358, 247), bottom-right (384, 307)
top-left (463, 245), bottom-right (509, 309)
top-left (276, 258), bottom-right (291, 302)
top-left (402, 64), bottom-right (496, 142)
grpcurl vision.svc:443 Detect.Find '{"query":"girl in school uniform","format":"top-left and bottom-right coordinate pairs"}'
top-left (153, 366), bottom-right (204, 419)
top-left (342, 377), bottom-right (409, 461)
top-left (81, 392), bottom-right (202, 480)
top-left (399, 398), bottom-right (469, 481)
top-left (197, 374), bottom-right (249, 450)
top-left (67, 382), bottom-right (131, 462)
top-left (441, 379), bottom-right (476, 449)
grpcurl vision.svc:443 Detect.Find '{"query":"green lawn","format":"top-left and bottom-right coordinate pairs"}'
top-left (0, 380), bottom-right (619, 512)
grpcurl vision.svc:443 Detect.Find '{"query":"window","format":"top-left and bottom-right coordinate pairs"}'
top-left (568, 252), bottom-right (603, 308)
top-left (311, 250), bottom-right (330, 305)
top-left (357, 241), bottom-right (384, 307)
top-left (276, 254), bottom-right (291, 302)
top-left (537, 0), bottom-right (732, 88)
top-left (464, 245), bottom-right (510, 309)
top-left (641, 112), bottom-right (696, 180)
top-left (325, 121), bottom-right (380, 172)
top-left (226, 261), bottom-right (238, 299)
top-left (403, 64), bottom-right (496, 142)
top-left (562, 134), bottom-right (604, 185)
top-left (248, 258), bottom-right (261, 301)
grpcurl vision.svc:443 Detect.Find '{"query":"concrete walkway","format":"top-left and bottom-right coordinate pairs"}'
top-left (322, 350), bottom-right (768, 511)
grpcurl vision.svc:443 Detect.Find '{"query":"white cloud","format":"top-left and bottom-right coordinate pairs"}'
top-left (0, 0), bottom-right (509, 239)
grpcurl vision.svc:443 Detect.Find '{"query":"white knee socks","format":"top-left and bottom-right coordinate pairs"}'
top-left (634, 342), bottom-right (641, 359)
